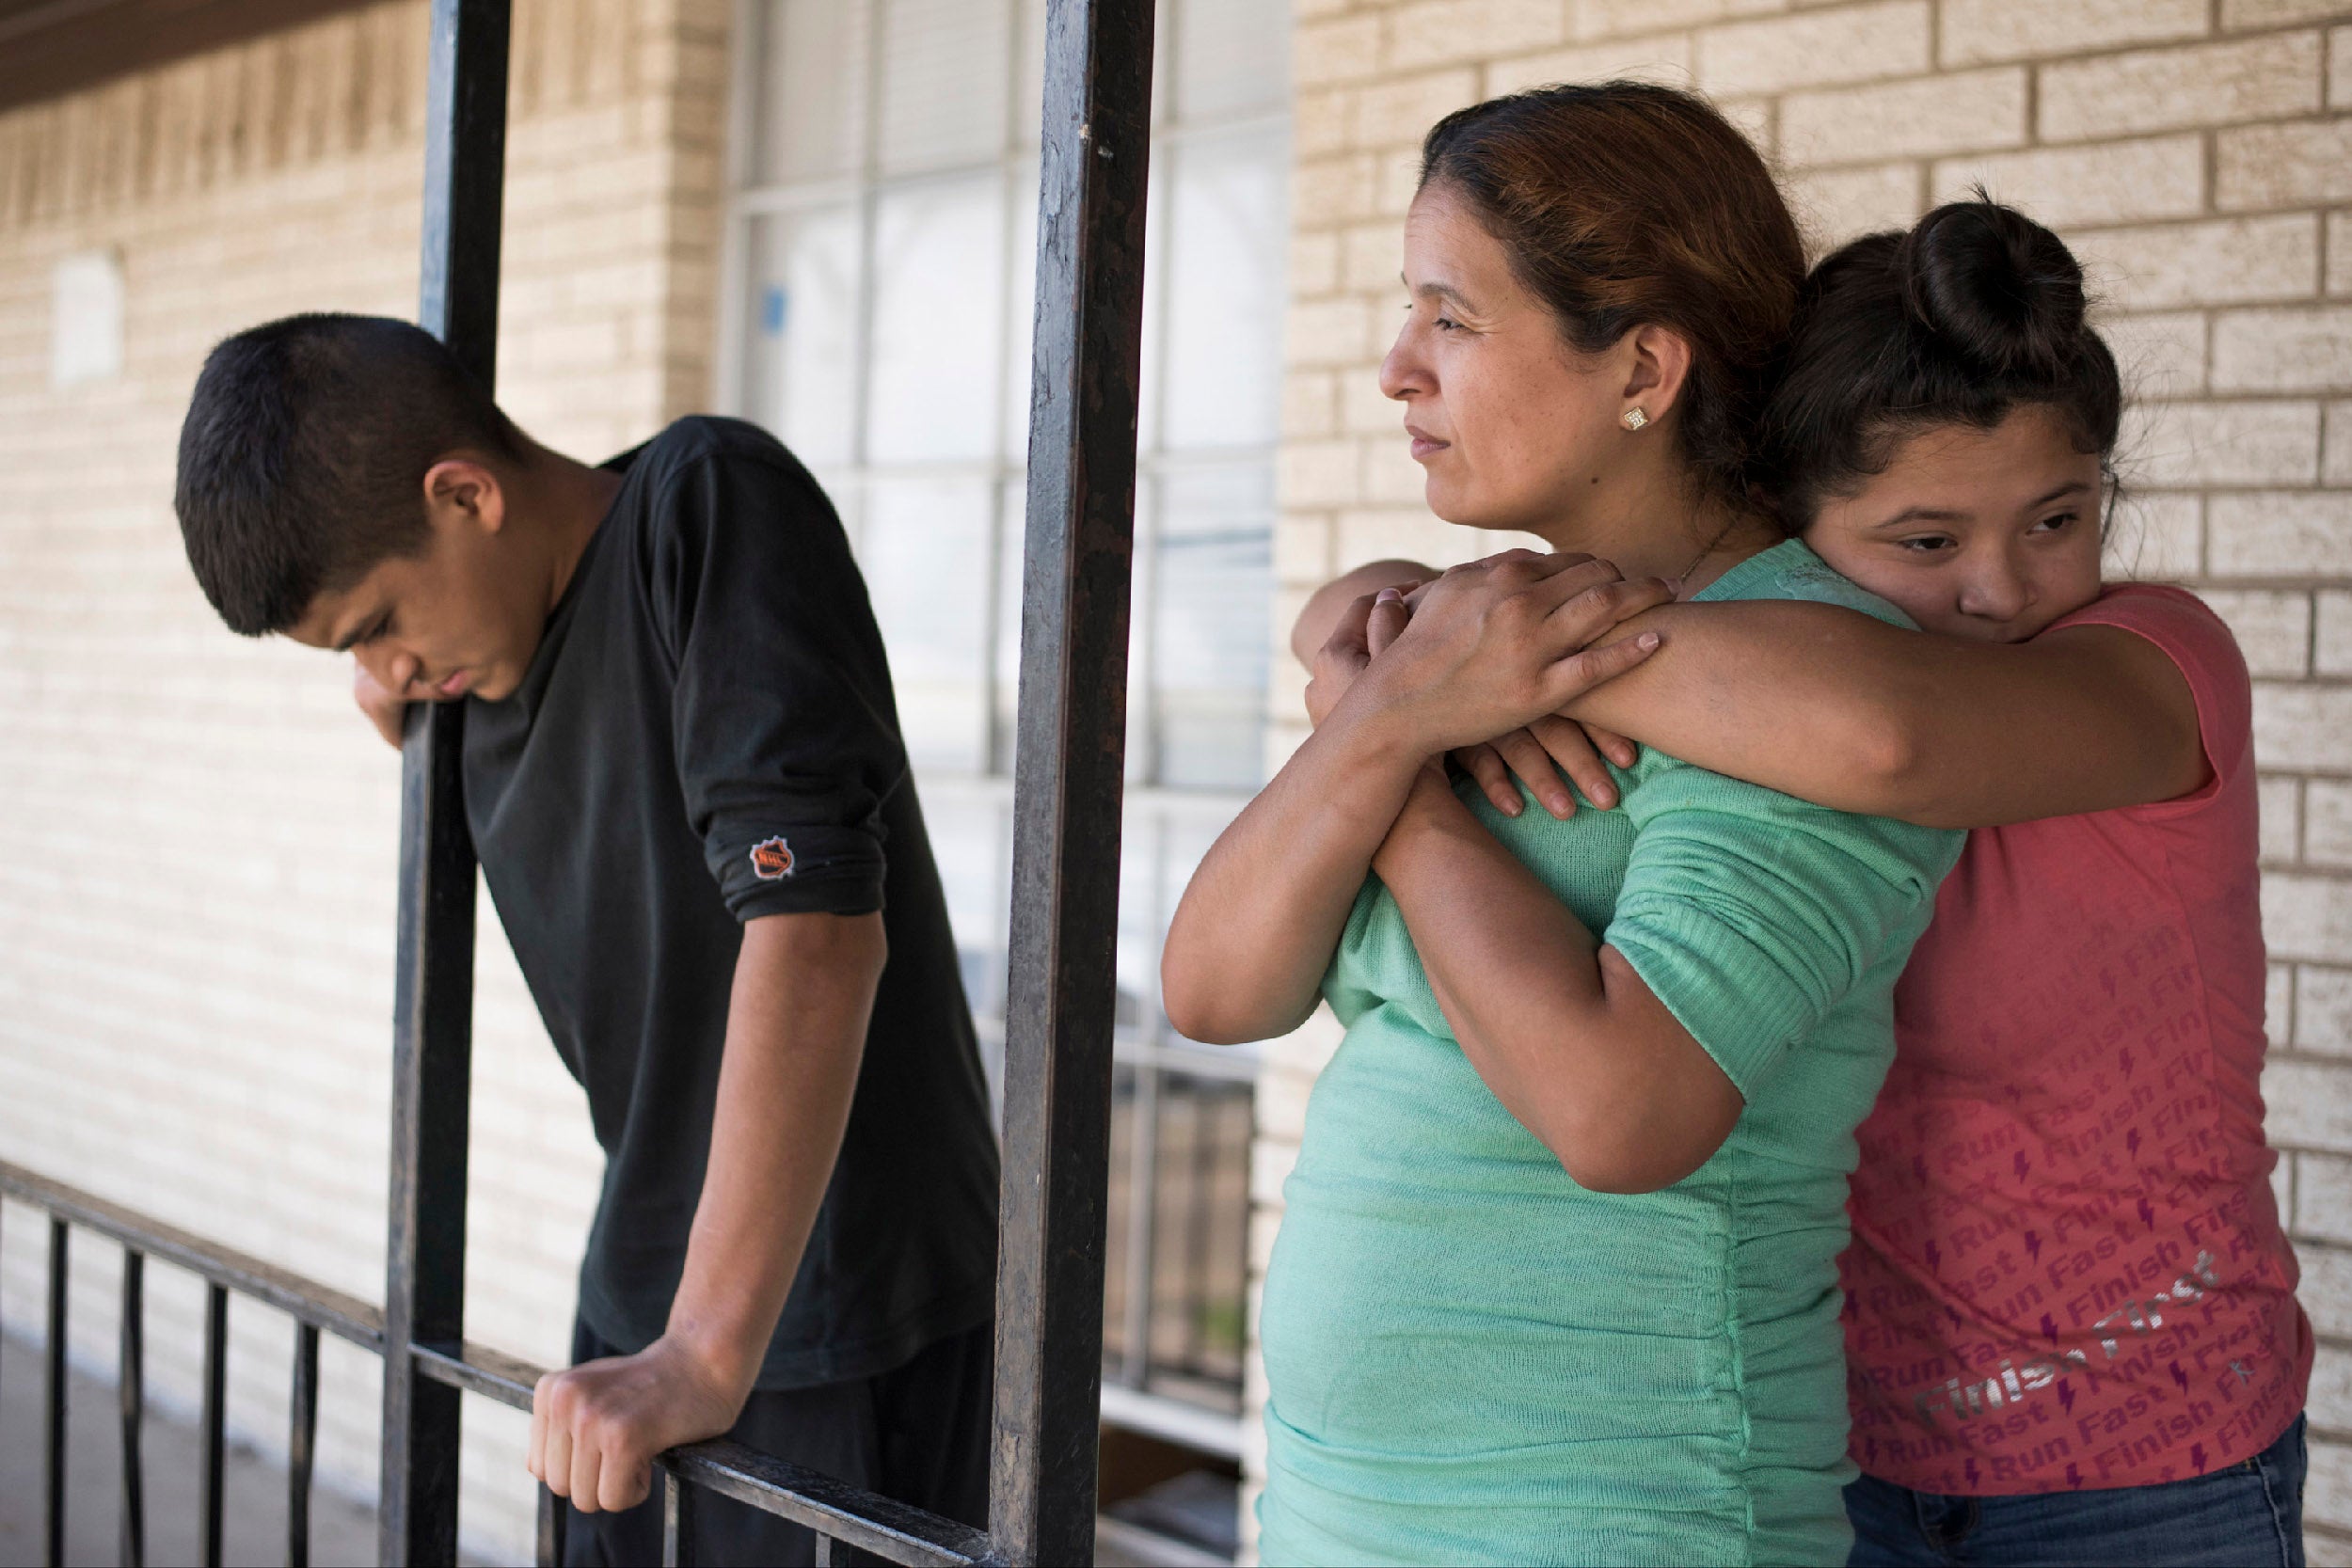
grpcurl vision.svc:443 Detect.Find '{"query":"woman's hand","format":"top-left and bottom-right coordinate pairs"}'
top-left (1304, 586), bottom-right (1417, 728)
top-left (1349, 550), bottom-right (1671, 758)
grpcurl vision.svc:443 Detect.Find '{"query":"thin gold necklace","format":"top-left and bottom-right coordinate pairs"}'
top-left (1673, 515), bottom-right (1744, 589)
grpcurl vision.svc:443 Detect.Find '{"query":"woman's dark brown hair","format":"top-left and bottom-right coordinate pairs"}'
top-left (1419, 82), bottom-right (1806, 516)
top-left (1754, 196), bottom-right (2123, 531)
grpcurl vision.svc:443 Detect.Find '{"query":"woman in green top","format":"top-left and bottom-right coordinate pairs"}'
top-left (1161, 85), bottom-right (1963, 1565)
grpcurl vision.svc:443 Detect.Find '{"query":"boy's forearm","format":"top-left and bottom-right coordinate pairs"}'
top-left (663, 911), bottom-right (882, 1399)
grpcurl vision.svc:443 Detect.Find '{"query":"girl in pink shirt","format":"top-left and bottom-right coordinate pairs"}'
top-left (1407, 198), bottom-right (2312, 1562)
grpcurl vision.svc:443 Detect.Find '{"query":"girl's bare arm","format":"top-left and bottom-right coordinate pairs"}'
top-left (1556, 600), bottom-right (2206, 829)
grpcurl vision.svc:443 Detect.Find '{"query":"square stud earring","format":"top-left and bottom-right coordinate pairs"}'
top-left (1621, 406), bottom-right (1649, 431)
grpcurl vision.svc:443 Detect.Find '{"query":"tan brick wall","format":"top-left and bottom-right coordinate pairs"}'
top-left (0, 0), bottom-right (727, 1556)
top-left (1256, 0), bottom-right (2352, 1557)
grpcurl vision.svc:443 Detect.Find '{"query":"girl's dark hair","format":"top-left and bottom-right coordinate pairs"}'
top-left (1756, 196), bottom-right (2122, 531)
top-left (1419, 82), bottom-right (1805, 516)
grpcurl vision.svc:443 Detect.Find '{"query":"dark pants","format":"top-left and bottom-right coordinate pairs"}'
top-left (561, 1318), bottom-right (993, 1568)
top-left (1846, 1414), bottom-right (2307, 1567)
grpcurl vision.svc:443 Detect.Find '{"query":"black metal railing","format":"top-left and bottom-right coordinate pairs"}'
top-left (0, 1158), bottom-right (997, 1567)
top-left (8, 0), bottom-right (1155, 1559)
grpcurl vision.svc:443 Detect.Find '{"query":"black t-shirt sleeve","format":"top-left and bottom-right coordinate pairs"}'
top-left (651, 445), bottom-right (903, 922)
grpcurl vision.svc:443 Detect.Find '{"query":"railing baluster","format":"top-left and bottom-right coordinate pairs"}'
top-left (45, 1217), bottom-right (68, 1568)
top-left (1184, 1083), bottom-right (1216, 1373)
top-left (661, 1471), bottom-right (696, 1567)
top-left (119, 1250), bottom-right (145, 1568)
top-left (535, 1484), bottom-right (565, 1568)
top-left (1120, 1065), bottom-right (1159, 1386)
top-left (288, 1321), bottom-right (318, 1568)
top-left (813, 1531), bottom-right (835, 1567)
top-left (199, 1283), bottom-right (227, 1568)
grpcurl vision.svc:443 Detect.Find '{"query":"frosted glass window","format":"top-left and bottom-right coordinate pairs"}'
top-left (1161, 126), bottom-right (1287, 451)
top-left (878, 0), bottom-right (1014, 172)
top-left (750, 0), bottom-right (870, 186)
top-left (863, 477), bottom-right (993, 772)
top-left (1174, 0), bottom-right (1291, 120)
top-left (993, 476), bottom-right (1025, 767)
top-left (742, 207), bottom-right (862, 467)
top-left (1152, 467), bottom-right (1272, 790)
top-left (731, 0), bottom-right (1293, 1441)
top-left (866, 175), bottom-right (1008, 463)
top-left (1000, 166), bottom-right (1039, 459)
top-left (924, 792), bottom-right (1007, 1010)
top-left (1012, 0), bottom-right (1049, 150)
top-left (1116, 825), bottom-right (1162, 1033)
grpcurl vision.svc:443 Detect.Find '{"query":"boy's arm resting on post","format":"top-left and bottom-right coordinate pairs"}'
top-left (527, 909), bottom-right (885, 1513)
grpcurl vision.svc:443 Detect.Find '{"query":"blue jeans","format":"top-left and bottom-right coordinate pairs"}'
top-left (1846, 1415), bottom-right (2306, 1567)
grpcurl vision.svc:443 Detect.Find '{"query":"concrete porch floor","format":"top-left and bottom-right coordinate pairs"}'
top-left (0, 1333), bottom-right (377, 1568)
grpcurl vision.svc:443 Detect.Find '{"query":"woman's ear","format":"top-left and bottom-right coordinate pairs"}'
top-left (1621, 325), bottom-right (1696, 423)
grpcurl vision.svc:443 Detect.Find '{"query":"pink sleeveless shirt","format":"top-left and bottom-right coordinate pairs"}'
top-left (1839, 583), bottom-right (2311, 1495)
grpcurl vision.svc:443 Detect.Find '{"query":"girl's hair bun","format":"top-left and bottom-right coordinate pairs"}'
top-left (1896, 195), bottom-right (2086, 379)
top-left (1751, 191), bottom-right (2122, 532)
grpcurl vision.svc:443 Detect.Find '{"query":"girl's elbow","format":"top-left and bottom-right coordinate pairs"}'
top-left (1840, 707), bottom-right (1945, 821)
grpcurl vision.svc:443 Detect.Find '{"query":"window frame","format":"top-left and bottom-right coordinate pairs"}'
top-left (714, 0), bottom-right (1288, 1461)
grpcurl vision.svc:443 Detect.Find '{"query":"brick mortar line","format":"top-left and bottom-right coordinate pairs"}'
top-left (1339, 15), bottom-right (2338, 108)
top-left (1781, 101), bottom-right (2339, 167)
top-left (2272, 1055), bottom-right (2352, 1076)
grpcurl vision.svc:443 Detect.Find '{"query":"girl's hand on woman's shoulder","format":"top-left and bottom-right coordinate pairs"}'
top-left (1452, 713), bottom-right (1639, 820)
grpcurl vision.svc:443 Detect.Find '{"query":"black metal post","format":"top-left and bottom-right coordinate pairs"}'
top-left (45, 1217), bottom-right (67, 1568)
top-left (119, 1250), bottom-right (144, 1568)
top-left (290, 1322), bottom-right (319, 1568)
top-left (661, 1474), bottom-right (696, 1568)
top-left (991, 0), bottom-right (1155, 1560)
top-left (380, 1), bottom-right (507, 1561)
top-left (198, 1285), bottom-right (226, 1568)
top-left (534, 1486), bottom-right (565, 1568)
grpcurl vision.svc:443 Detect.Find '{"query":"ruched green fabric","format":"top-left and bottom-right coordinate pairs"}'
top-left (1256, 541), bottom-right (1964, 1567)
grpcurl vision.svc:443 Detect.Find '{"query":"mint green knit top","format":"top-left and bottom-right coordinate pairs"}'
top-left (1255, 541), bottom-right (1964, 1567)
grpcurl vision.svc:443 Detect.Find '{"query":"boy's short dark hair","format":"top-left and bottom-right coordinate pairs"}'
top-left (175, 312), bottom-right (526, 635)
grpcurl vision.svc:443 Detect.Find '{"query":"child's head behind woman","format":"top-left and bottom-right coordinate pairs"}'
top-left (1758, 198), bottom-right (2122, 642)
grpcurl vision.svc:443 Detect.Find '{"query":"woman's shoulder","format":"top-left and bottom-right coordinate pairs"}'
top-left (1696, 538), bottom-right (1919, 630)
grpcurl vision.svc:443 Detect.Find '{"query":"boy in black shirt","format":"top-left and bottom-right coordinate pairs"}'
top-left (174, 313), bottom-right (1000, 1565)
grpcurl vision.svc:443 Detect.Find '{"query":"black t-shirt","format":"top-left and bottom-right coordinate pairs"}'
top-left (463, 416), bottom-right (1000, 1390)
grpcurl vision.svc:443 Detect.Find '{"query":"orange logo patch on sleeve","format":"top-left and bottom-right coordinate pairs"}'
top-left (750, 836), bottom-right (796, 880)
